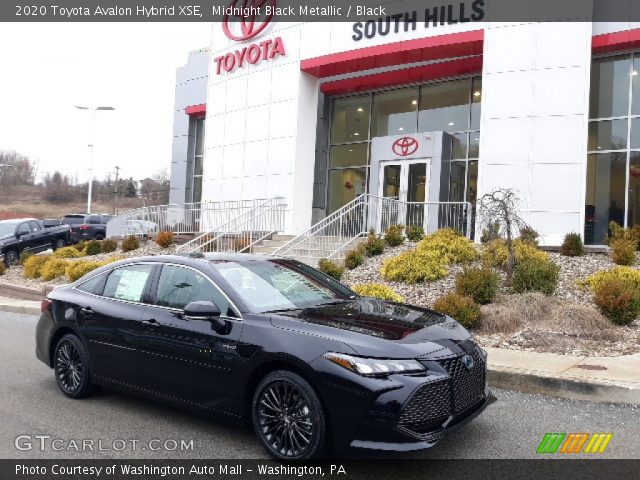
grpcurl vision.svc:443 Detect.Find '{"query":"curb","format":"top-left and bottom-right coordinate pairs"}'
top-left (488, 367), bottom-right (640, 406)
top-left (0, 302), bottom-right (41, 316)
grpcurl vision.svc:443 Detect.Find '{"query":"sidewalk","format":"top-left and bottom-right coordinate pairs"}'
top-left (0, 296), bottom-right (638, 405)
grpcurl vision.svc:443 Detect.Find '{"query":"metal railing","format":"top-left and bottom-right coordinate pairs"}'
top-left (177, 197), bottom-right (287, 254)
top-left (105, 199), bottom-right (268, 238)
top-left (272, 194), bottom-right (472, 265)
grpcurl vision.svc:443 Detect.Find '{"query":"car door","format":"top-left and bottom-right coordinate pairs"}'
top-left (137, 263), bottom-right (244, 412)
top-left (87, 215), bottom-right (103, 238)
top-left (28, 220), bottom-right (50, 253)
top-left (75, 263), bottom-right (156, 386)
top-left (15, 222), bottom-right (34, 253)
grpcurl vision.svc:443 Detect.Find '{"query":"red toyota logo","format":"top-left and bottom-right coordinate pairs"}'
top-left (392, 137), bottom-right (419, 157)
top-left (222, 0), bottom-right (276, 41)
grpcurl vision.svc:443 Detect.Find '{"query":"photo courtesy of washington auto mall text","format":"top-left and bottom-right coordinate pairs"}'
top-left (0, 0), bottom-right (639, 479)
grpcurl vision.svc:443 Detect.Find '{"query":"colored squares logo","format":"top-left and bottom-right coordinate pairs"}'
top-left (537, 433), bottom-right (613, 454)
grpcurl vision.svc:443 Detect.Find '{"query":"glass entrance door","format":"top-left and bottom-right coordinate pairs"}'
top-left (378, 160), bottom-right (430, 230)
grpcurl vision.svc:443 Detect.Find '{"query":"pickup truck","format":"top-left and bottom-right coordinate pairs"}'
top-left (0, 218), bottom-right (71, 266)
top-left (61, 213), bottom-right (114, 243)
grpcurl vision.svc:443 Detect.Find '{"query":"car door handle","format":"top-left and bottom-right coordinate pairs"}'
top-left (80, 307), bottom-right (93, 317)
top-left (142, 319), bottom-right (160, 328)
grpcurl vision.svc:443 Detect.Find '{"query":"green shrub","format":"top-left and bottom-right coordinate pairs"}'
top-left (511, 258), bottom-right (559, 295)
top-left (41, 258), bottom-right (70, 281)
top-left (560, 232), bottom-right (584, 257)
top-left (610, 238), bottom-right (636, 266)
top-left (406, 225), bottom-right (424, 242)
top-left (455, 267), bottom-right (499, 305)
top-left (352, 283), bottom-right (404, 302)
top-left (344, 248), bottom-right (364, 270)
top-left (53, 246), bottom-right (85, 259)
top-left (83, 240), bottom-right (102, 256)
top-left (318, 259), bottom-right (344, 281)
top-left (380, 250), bottom-right (449, 284)
top-left (384, 224), bottom-right (405, 247)
top-left (101, 239), bottom-right (118, 253)
top-left (73, 240), bottom-right (86, 252)
top-left (23, 255), bottom-right (51, 279)
top-left (433, 293), bottom-right (480, 329)
top-left (121, 235), bottom-right (140, 252)
top-left (155, 231), bottom-right (175, 248)
top-left (519, 226), bottom-right (539, 246)
top-left (416, 228), bottom-right (477, 264)
top-left (0, 262), bottom-right (5, 275)
top-left (581, 266), bottom-right (640, 293)
top-left (480, 221), bottom-right (501, 244)
top-left (19, 250), bottom-right (33, 265)
top-left (593, 279), bottom-right (640, 326)
top-left (362, 229), bottom-right (385, 257)
top-left (481, 239), bottom-right (548, 270)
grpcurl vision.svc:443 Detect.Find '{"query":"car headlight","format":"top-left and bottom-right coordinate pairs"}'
top-left (323, 352), bottom-right (425, 377)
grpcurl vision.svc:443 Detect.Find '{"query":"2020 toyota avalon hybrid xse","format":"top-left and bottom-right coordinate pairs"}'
top-left (36, 253), bottom-right (495, 460)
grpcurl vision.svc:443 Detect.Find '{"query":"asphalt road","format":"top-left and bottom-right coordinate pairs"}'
top-left (1, 312), bottom-right (638, 460)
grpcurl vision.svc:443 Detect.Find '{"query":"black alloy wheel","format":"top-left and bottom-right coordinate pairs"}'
top-left (4, 250), bottom-right (18, 266)
top-left (253, 371), bottom-right (325, 460)
top-left (95, 234), bottom-right (104, 241)
top-left (54, 334), bottom-right (93, 398)
top-left (54, 239), bottom-right (66, 250)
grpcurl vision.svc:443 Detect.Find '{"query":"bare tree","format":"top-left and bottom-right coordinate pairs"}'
top-left (478, 188), bottom-right (529, 280)
top-left (0, 150), bottom-right (35, 186)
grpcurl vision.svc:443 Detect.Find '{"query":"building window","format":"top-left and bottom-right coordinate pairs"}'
top-left (326, 77), bottom-right (481, 214)
top-left (585, 54), bottom-right (640, 244)
top-left (193, 117), bottom-right (205, 204)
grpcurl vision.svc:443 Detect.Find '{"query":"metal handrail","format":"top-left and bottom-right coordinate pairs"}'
top-left (272, 194), bottom-right (472, 265)
top-left (177, 197), bottom-right (287, 254)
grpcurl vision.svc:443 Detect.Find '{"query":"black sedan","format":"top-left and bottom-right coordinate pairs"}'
top-left (36, 254), bottom-right (494, 460)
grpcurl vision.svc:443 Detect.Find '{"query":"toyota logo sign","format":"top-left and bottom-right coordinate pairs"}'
top-left (222, 0), bottom-right (276, 41)
top-left (392, 137), bottom-right (419, 157)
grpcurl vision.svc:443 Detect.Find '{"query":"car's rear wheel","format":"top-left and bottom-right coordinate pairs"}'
top-left (54, 334), bottom-right (93, 398)
top-left (95, 234), bottom-right (104, 241)
top-left (252, 370), bottom-right (325, 460)
top-left (4, 250), bottom-right (18, 266)
top-left (53, 239), bottom-right (66, 250)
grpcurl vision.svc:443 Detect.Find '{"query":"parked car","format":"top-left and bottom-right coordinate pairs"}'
top-left (61, 214), bottom-right (115, 243)
top-left (42, 219), bottom-right (62, 228)
top-left (35, 253), bottom-right (494, 460)
top-left (0, 218), bottom-right (71, 266)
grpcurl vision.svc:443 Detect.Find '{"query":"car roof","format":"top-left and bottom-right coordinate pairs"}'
top-left (0, 218), bottom-right (36, 224)
top-left (104, 253), bottom-right (283, 268)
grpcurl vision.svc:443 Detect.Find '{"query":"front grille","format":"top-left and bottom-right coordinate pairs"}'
top-left (440, 349), bottom-right (485, 413)
top-left (397, 379), bottom-right (450, 432)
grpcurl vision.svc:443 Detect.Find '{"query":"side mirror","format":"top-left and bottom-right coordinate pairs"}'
top-left (183, 301), bottom-right (225, 331)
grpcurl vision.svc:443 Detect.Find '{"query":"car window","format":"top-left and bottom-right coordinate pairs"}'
top-left (155, 265), bottom-right (235, 317)
top-left (103, 264), bottom-right (154, 303)
top-left (62, 216), bottom-right (85, 225)
top-left (28, 221), bottom-right (41, 232)
top-left (89, 215), bottom-right (102, 224)
top-left (17, 223), bottom-right (30, 235)
top-left (76, 272), bottom-right (107, 295)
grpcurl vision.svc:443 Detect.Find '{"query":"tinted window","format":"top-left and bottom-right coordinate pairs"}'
top-left (28, 221), bottom-right (41, 232)
top-left (155, 265), bottom-right (234, 316)
top-left (77, 272), bottom-right (107, 295)
top-left (62, 216), bottom-right (85, 225)
top-left (17, 223), bottom-right (30, 235)
top-left (103, 264), bottom-right (154, 302)
top-left (89, 215), bottom-right (102, 224)
top-left (0, 222), bottom-right (19, 237)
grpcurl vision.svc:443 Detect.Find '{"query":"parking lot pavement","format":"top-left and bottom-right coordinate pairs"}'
top-left (1, 312), bottom-right (638, 459)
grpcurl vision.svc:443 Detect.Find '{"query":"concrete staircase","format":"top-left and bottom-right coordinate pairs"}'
top-left (253, 234), bottom-right (366, 266)
top-left (251, 234), bottom-right (297, 256)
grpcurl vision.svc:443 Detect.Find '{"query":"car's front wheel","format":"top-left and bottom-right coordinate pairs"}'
top-left (53, 239), bottom-right (66, 250)
top-left (3, 250), bottom-right (18, 266)
top-left (252, 370), bottom-right (326, 460)
top-left (53, 334), bottom-right (93, 398)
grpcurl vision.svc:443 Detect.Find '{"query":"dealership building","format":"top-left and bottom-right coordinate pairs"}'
top-left (169, 8), bottom-right (640, 246)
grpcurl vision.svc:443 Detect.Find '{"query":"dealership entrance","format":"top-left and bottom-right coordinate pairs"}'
top-left (379, 159), bottom-right (430, 229)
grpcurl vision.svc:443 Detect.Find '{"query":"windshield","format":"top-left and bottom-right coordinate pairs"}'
top-left (211, 259), bottom-right (356, 313)
top-left (62, 216), bottom-right (85, 225)
top-left (0, 223), bottom-right (18, 238)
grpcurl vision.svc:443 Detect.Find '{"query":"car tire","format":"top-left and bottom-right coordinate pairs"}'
top-left (53, 239), bottom-right (66, 250)
top-left (53, 334), bottom-right (94, 399)
top-left (4, 250), bottom-right (18, 266)
top-left (95, 234), bottom-right (104, 241)
top-left (252, 370), bottom-right (326, 461)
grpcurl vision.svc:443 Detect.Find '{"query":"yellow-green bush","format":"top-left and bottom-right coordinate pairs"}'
top-left (380, 250), bottom-right (449, 284)
top-left (433, 293), bottom-right (480, 329)
top-left (511, 258), bottom-right (559, 295)
top-left (455, 267), bottom-right (499, 305)
top-left (83, 239), bottom-right (102, 256)
top-left (580, 266), bottom-right (640, 293)
top-left (384, 224), bottom-right (405, 247)
top-left (53, 246), bottom-right (85, 259)
top-left (318, 258), bottom-right (344, 281)
top-left (101, 239), bottom-right (118, 253)
top-left (0, 262), bottom-right (5, 275)
top-left (65, 259), bottom-right (116, 282)
top-left (41, 258), bottom-right (70, 281)
top-left (481, 239), bottom-right (548, 269)
top-left (351, 283), bottom-right (404, 302)
top-left (416, 228), bottom-right (477, 264)
top-left (19, 251), bottom-right (33, 265)
top-left (23, 255), bottom-right (52, 279)
top-left (610, 238), bottom-right (636, 266)
top-left (593, 279), bottom-right (640, 326)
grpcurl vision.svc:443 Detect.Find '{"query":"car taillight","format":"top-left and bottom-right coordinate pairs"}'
top-left (79, 225), bottom-right (89, 230)
top-left (41, 299), bottom-right (52, 312)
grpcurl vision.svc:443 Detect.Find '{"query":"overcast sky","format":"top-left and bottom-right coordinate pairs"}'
top-left (0, 23), bottom-right (211, 184)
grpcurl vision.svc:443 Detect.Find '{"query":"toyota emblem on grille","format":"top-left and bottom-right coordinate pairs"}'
top-left (392, 137), bottom-right (419, 157)
top-left (462, 354), bottom-right (474, 370)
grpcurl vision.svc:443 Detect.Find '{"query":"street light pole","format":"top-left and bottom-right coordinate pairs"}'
top-left (74, 105), bottom-right (115, 214)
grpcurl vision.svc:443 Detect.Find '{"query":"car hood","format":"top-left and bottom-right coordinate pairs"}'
top-left (269, 298), bottom-right (472, 358)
